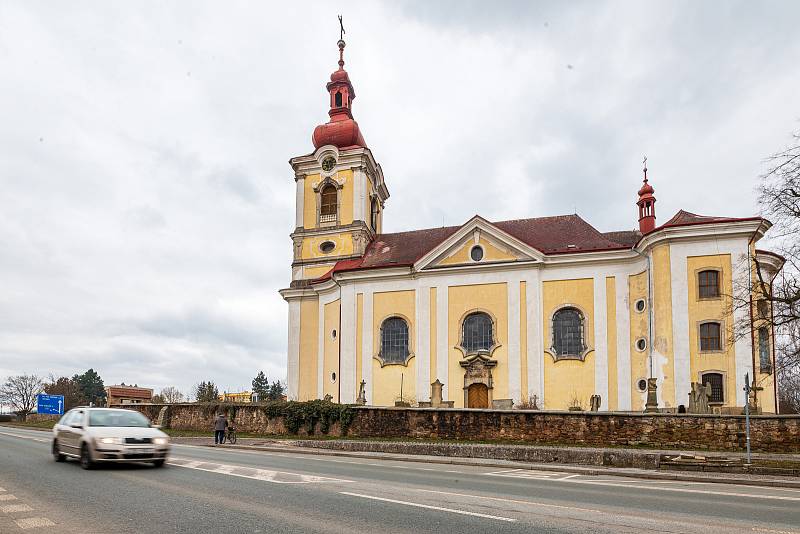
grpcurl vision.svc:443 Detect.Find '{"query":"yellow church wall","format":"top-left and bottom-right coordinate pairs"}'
top-left (372, 290), bottom-right (416, 406)
top-left (652, 244), bottom-right (676, 407)
top-left (356, 293), bottom-right (363, 392)
top-left (323, 299), bottom-right (340, 402)
top-left (302, 264), bottom-right (335, 280)
top-left (297, 298), bottom-right (319, 401)
top-left (542, 279), bottom-right (595, 410)
top-left (302, 169), bottom-right (355, 231)
top-left (606, 277), bottom-right (618, 411)
top-left (520, 281), bottom-right (528, 400)
top-left (687, 254), bottom-right (737, 407)
top-left (438, 236), bottom-right (519, 266)
top-left (448, 283), bottom-right (508, 408)
top-left (629, 271), bottom-right (649, 410)
top-left (300, 234), bottom-right (355, 262)
top-left (429, 287), bottom-right (437, 387)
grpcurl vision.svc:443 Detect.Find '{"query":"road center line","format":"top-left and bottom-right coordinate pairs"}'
top-left (339, 492), bottom-right (516, 522)
top-left (563, 479), bottom-right (800, 501)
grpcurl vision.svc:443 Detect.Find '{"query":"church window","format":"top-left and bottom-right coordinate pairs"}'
top-left (461, 312), bottom-right (494, 354)
top-left (635, 299), bottom-right (646, 313)
top-left (379, 317), bottom-right (410, 365)
top-left (637, 379), bottom-right (647, 392)
top-left (320, 184), bottom-right (337, 223)
top-left (470, 245), bottom-right (484, 262)
top-left (757, 299), bottom-right (769, 319)
top-left (701, 372), bottom-right (724, 403)
top-left (699, 322), bottom-right (721, 351)
top-left (335, 91), bottom-right (343, 107)
top-left (698, 270), bottom-right (720, 298)
top-left (635, 338), bottom-right (647, 352)
top-left (371, 198), bottom-right (379, 231)
top-left (552, 307), bottom-right (585, 358)
top-left (758, 327), bottom-right (771, 374)
top-left (319, 241), bottom-right (336, 254)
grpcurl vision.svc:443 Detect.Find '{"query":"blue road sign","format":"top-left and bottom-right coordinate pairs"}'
top-left (37, 394), bottom-right (64, 415)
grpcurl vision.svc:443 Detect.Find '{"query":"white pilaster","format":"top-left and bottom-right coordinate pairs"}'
top-left (416, 287), bottom-right (431, 402)
top-left (593, 276), bottom-right (609, 409)
top-left (361, 291), bottom-right (373, 404)
top-left (286, 299), bottom-right (301, 400)
top-left (525, 275), bottom-right (543, 403)
top-left (295, 178), bottom-right (305, 228)
top-left (339, 284), bottom-right (357, 403)
top-left (353, 169), bottom-right (365, 222)
top-left (507, 281), bottom-right (521, 403)
top-left (436, 285), bottom-right (449, 400)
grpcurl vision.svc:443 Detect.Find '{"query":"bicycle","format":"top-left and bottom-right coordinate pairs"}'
top-left (226, 426), bottom-right (237, 445)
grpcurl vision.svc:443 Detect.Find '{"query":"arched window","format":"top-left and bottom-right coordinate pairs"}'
top-left (758, 327), bottom-right (771, 373)
top-left (320, 184), bottom-right (337, 223)
top-left (461, 312), bottom-right (494, 354)
top-left (699, 322), bottom-right (721, 351)
top-left (335, 91), bottom-right (343, 107)
top-left (371, 198), bottom-right (379, 231)
top-left (701, 372), bottom-right (724, 403)
top-left (380, 317), bottom-right (409, 364)
top-left (552, 307), bottom-right (585, 358)
top-left (698, 270), bottom-right (720, 298)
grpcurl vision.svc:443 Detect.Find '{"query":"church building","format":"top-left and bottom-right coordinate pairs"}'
top-left (280, 36), bottom-right (783, 413)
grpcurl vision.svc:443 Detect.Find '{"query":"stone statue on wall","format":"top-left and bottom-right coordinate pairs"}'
top-left (356, 380), bottom-right (367, 405)
top-left (589, 394), bottom-right (601, 412)
top-left (430, 379), bottom-right (443, 408)
top-left (687, 382), bottom-right (711, 414)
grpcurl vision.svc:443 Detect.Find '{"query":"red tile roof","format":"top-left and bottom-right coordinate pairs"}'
top-left (309, 211), bottom-right (766, 283)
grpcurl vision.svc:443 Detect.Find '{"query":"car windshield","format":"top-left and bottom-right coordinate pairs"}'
top-left (88, 410), bottom-right (150, 428)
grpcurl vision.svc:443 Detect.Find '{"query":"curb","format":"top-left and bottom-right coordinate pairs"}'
top-left (179, 441), bottom-right (800, 489)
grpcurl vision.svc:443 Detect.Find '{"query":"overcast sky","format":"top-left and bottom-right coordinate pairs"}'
top-left (1, 1), bottom-right (799, 398)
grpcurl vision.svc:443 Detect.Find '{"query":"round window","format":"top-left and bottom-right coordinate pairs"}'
top-left (319, 241), bottom-right (335, 253)
top-left (331, 329), bottom-right (337, 340)
top-left (321, 156), bottom-right (336, 172)
top-left (637, 379), bottom-right (648, 392)
top-left (330, 372), bottom-right (337, 383)
top-left (470, 245), bottom-right (484, 262)
top-left (636, 338), bottom-right (647, 352)
top-left (635, 299), bottom-right (646, 313)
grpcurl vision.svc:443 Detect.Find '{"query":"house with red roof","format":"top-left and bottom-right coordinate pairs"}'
top-left (280, 36), bottom-right (784, 413)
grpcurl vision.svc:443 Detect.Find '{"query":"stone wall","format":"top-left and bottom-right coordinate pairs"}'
top-left (115, 404), bottom-right (800, 453)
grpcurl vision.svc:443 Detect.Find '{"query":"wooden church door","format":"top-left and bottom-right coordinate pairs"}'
top-left (467, 383), bottom-right (489, 408)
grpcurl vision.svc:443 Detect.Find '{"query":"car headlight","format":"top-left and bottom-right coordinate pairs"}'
top-left (99, 437), bottom-right (123, 445)
top-left (153, 437), bottom-right (168, 445)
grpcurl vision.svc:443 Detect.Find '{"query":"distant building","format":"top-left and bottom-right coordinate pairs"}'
top-left (218, 391), bottom-right (253, 403)
top-left (105, 384), bottom-right (153, 406)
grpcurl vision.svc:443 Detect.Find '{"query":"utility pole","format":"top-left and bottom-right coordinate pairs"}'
top-left (743, 373), bottom-right (752, 465)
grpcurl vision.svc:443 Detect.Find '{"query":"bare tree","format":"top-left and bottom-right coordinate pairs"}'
top-left (0, 375), bottom-right (44, 421)
top-left (159, 386), bottom-right (184, 404)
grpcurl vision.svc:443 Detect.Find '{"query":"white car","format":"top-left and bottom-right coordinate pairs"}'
top-left (52, 407), bottom-right (170, 469)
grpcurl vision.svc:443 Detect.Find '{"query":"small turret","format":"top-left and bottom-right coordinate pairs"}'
top-left (637, 157), bottom-right (656, 233)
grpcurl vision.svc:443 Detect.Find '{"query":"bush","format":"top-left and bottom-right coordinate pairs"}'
top-left (263, 400), bottom-right (354, 436)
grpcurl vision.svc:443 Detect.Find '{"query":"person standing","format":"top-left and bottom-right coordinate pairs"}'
top-left (213, 412), bottom-right (228, 445)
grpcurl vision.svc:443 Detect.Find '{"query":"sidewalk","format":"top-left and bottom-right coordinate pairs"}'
top-left (171, 436), bottom-right (800, 489)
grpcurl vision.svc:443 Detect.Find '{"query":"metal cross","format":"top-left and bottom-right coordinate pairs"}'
top-left (338, 15), bottom-right (346, 40)
top-left (642, 155), bottom-right (648, 179)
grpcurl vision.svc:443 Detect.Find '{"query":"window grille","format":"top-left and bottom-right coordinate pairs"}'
top-left (380, 317), bottom-right (409, 364)
top-left (552, 307), bottom-right (585, 357)
top-left (320, 184), bottom-right (337, 222)
top-left (699, 322), bottom-right (721, 351)
top-left (461, 312), bottom-right (494, 353)
top-left (702, 372), bottom-right (724, 403)
top-left (698, 270), bottom-right (720, 298)
top-left (758, 327), bottom-right (772, 373)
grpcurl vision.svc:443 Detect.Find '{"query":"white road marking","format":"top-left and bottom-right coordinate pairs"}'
top-left (0, 494), bottom-right (18, 501)
top-left (339, 491), bottom-right (516, 522)
top-left (418, 489), bottom-right (607, 515)
top-left (0, 487), bottom-right (5, 492)
top-left (1, 504), bottom-right (33, 513)
top-left (563, 479), bottom-right (800, 501)
top-left (0, 430), bottom-right (48, 443)
top-left (752, 528), bottom-right (800, 534)
top-left (14, 517), bottom-right (55, 529)
top-left (168, 456), bottom-right (351, 484)
top-left (485, 468), bottom-right (573, 480)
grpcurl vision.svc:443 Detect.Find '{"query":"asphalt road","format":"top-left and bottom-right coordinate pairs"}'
top-left (1, 426), bottom-right (799, 533)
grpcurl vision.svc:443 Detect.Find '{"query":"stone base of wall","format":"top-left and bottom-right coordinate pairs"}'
top-left (116, 404), bottom-right (800, 453)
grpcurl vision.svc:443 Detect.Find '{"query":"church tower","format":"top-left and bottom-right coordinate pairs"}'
top-left (288, 35), bottom-right (389, 283)
top-left (637, 159), bottom-right (656, 234)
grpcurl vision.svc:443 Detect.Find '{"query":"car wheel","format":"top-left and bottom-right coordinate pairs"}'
top-left (79, 443), bottom-right (94, 470)
top-left (52, 440), bottom-right (65, 462)
top-left (152, 459), bottom-right (166, 468)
